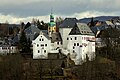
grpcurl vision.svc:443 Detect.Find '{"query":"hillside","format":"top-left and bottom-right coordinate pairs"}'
top-left (79, 16), bottom-right (120, 23)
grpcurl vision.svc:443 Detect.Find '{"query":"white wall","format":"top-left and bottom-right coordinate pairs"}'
top-left (0, 46), bottom-right (17, 55)
top-left (67, 35), bottom-right (95, 65)
top-left (32, 34), bottom-right (51, 59)
top-left (59, 28), bottom-right (72, 49)
top-left (53, 41), bottom-right (62, 49)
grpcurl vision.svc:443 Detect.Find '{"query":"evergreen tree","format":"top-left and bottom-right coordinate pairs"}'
top-left (19, 31), bottom-right (28, 53)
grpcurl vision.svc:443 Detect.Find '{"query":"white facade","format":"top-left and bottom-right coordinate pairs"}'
top-left (51, 41), bottom-right (62, 50)
top-left (67, 35), bottom-right (95, 65)
top-left (59, 28), bottom-right (72, 49)
top-left (0, 46), bottom-right (17, 55)
top-left (32, 32), bottom-right (51, 59)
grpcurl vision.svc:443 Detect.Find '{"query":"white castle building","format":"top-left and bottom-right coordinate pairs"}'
top-left (32, 16), bottom-right (95, 65)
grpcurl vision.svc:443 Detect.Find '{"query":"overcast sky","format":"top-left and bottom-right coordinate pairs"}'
top-left (0, 0), bottom-right (120, 23)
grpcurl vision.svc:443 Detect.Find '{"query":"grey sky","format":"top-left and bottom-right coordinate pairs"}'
top-left (0, 0), bottom-right (120, 23)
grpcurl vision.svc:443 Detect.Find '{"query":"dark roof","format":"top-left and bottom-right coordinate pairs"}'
top-left (51, 32), bottom-right (62, 43)
top-left (43, 33), bottom-right (51, 40)
top-left (91, 26), bottom-right (106, 34)
top-left (24, 25), bottom-right (40, 34)
top-left (59, 18), bottom-right (78, 28)
top-left (33, 33), bottom-right (39, 40)
top-left (69, 23), bottom-right (94, 36)
top-left (33, 31), bottom-right (50, 40)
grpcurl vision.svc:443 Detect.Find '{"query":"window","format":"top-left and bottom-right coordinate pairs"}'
top-left (71, 38), bottom-right (72, 40)
top-left (37, 44), bottom-right (39, 47)
top-left (38, 50), bottom-right (40, 53)
top-left (57, 42), bottom-right (59, 45)
top-left (39, 39), bottom-right (41, 41)
top-left (75, 37), bottom-right (77, 40)
top-left (41, 44), bottom-right (44, 46)
top-left (67, 37), bottom-right (69, 40)
top-left (45, 44), bottom-right (47, 47)
top-left (42, 39), bottom-right (44, 41)
top-left (73, 50), bottom-right (75, 53)
top-left (74, 43), bottom-right (76, 46)
top-left (61, 42), bottom-right (62, 45)
top-left (77, 43), bottom-right (79, 46)
top-left (44, 50), bottom-right (46, 53)
top-left (73, 47), bottom-right (75, 49)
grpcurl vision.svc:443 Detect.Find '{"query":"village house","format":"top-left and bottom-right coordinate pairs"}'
top-left (67, 23), bottom-right (95, 65)
top-left (32, 31), bottom-right (51, 59)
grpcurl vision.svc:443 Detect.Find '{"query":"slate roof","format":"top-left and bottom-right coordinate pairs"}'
top-left (91, 26), bottom-right (106, 34)
top-left (69, 23), bottom-right (94, 36)
top-left (33, 31), bottom-right (50, 40)
top-left (59, 18), bottom-right (78, 28)
top-left (24, 25), bottom-right (40, 34)
top-left (51, 32), bottom-right (62, 43)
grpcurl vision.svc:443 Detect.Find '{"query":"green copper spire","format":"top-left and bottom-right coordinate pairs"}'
top-left (49, 9), bottom-right (55, 27)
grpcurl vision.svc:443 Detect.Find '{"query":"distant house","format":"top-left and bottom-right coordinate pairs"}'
top-left (0, 45), bottom-right (18, 55)
top-left (32, 31), bottom-right (51, 59)
top-left (67, 23), bottom-right (95, 65)
top-left (59, 18), bottom-right (78, 49)
top-left (32, 31), bottom-right (63, 59)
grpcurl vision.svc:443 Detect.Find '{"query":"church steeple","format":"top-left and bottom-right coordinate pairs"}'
top-left (48, 9), bottom-right (56, 34)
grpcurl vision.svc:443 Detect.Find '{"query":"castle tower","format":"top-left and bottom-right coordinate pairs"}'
top-left (48, 11), bottom-right (56, 34)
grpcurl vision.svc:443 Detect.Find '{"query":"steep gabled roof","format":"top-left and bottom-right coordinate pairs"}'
top-left (33, 31), bottom-right (50, 40)
top-left (24, 25), bottom-right (40, 34)
top-left (51, 32), bottom-right (62, 43)
top-left (59, 18), bottom-right (78, 28)
top-left (69, 23), bottom-right (94, 36)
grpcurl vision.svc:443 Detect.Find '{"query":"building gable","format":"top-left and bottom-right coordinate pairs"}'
top-left (69, 24), bottom-right (81, 35)
top-left (69, 23), bottom-right (94, 36)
